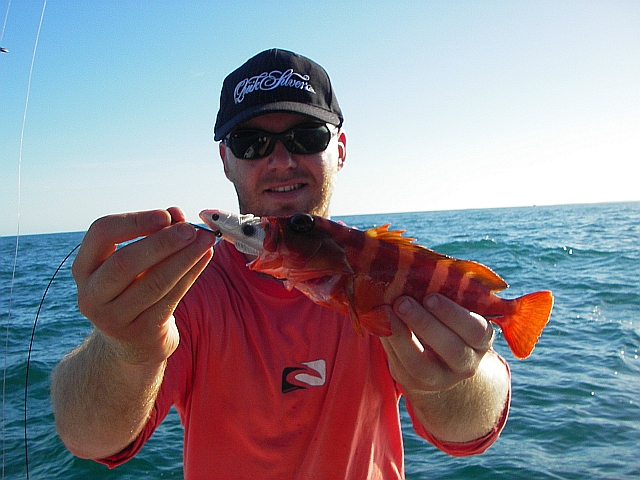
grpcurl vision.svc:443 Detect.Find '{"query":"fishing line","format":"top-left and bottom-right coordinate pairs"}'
top-left (0, 0), bottom-right (11, 47)
top-left (21, 226), bottom-right (212, 479)
top-left (1, 1), bottom-right (46, 478)
top-left (1, 2), bottom-right (14, 474)
top-left (24, 242), bottom-right (80, 480)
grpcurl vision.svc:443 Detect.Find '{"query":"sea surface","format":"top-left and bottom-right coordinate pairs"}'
top-left (1, 202), bottom-right (639, 479)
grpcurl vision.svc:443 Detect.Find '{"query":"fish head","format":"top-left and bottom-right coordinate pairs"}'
top-left (199, 209), bottom-right (266, 257)
top-left (252, 214), bottom-right (353, 283)
top-left (199, 210), bottom-right (353, 288)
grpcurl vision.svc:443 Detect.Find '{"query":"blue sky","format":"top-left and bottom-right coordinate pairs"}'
top-left (1, 0), bottom-right (638, 235)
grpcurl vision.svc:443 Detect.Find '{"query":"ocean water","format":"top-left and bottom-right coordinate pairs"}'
top-left (1, 202), bottom-right (639, 479)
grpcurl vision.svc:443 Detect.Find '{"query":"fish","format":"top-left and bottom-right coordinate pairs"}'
top-left (199, 209), bottom-right (554, 359)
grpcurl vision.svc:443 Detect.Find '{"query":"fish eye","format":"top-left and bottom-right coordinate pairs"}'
top-left (242, 223), bottom-right (256, 236)
top-left (288, 214), bottom-right (315, 233)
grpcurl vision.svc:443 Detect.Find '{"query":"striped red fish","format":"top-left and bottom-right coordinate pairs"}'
top-left (200, 210), bottom-right (554, 359)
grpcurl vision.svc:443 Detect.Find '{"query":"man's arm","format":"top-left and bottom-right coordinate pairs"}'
top-left (50, 208), bottom-right (214, 459)
top-left (380, 294), bottom-right (510, 444)
top-left (51, 331), bottom-right (167, 459)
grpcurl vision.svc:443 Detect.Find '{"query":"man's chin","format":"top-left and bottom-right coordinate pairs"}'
top-left (245, 201), bottom-right (326, 218)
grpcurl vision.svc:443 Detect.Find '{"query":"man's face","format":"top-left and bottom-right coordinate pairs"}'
top-left (220, 113), bottom-right (346, 218)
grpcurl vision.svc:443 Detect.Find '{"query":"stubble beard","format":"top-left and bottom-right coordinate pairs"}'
top-left (235, 171), bottom-right (336, 219)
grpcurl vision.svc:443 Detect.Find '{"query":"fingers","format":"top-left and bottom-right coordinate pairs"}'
top-left (381, 294), bottom-right (495, 391)
top-left (474, 315), bottom-right (496, 351)
top-left (425, 295), bottom-right (494, 352)
top-left (70, 209), bottom-right (216, 363)
top-left (73, 210), bottom-right (173, 282)
top-left (401, 295), bottom-right (493, 352)
top-left (167, 206), bottom-right (187, 223)
top-left (380, 309), bottom-right (448, 391)
top-left (80, 222), bottom-right (200, 308)
top-left (104, 246), bottom-right (214, 364)
top-left (92, 230), bottom-right (214, 334)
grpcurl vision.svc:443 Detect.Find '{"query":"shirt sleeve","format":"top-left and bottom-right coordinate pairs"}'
top-left (403, 352), bottom-right (511, 457)
top-left (94, 402), bottom-right (166, 468)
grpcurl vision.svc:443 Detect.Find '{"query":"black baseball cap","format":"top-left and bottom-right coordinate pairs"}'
top-left (214, 49), bottom-right (343, 141)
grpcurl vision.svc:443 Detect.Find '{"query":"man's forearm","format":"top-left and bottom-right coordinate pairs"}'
top-left (405, 350), bottom-right (510, 444)
top-left (51, 330), bottom-right (166, 460)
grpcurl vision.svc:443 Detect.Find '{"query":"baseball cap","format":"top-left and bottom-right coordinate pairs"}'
top-left (214, 49), bottom-right (343, 141)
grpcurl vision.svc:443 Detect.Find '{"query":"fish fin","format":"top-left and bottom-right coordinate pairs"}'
top-left (343, 278), bottom-right (391, 337)
top-left (497, 290), bottom-right (554, 359)
top-left (348, 307), bottom-right (364, 337)
top-left (343, 278), bottom-right (364, 337)
top-left (285, 269), bottom-right (343, 286)
top-left (358, 308), bottom-right (393, 337)
top-left (366, 225), bottom-right (421, 250)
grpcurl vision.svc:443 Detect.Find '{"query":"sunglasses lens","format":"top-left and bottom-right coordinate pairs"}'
top-left (285, 124), bottom-right (332, 154)
top-left (227, 131), bottom-right (273, 159)
top-left (227, 124), bottom-right (333, 160)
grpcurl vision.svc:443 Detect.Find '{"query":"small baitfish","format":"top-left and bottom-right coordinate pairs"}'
top-left (199, 210), bottom-right (553, 359)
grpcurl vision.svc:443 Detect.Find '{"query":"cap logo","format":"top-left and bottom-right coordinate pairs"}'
top-left (234, 69), bottom-right (316, 104)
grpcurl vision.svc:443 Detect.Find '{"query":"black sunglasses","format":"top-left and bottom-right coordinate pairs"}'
top-left (224, 123), bottom-right (335, 160)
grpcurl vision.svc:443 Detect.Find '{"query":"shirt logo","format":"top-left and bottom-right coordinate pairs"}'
top-left (234, 69), bottom-right (316, 104)
top-left (281, 359), bottom-right (326, 393)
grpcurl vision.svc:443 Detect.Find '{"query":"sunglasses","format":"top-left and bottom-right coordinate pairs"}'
top-left (224, 123), bottom-right (335, 160)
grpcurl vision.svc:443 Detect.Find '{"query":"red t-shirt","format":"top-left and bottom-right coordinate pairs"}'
top-left (101, 242), bottom-right (510, 479)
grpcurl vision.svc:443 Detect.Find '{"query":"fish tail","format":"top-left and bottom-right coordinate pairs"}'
top-left (497, 291), bottom-right (554, 359)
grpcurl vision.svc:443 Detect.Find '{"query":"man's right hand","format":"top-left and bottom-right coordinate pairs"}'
top-left (71, 207), bottom-right (215, 365)
top-left (51, 208), bottom-right (215, 459)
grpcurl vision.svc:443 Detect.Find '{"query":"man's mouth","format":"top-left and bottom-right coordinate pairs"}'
top-left (266, 183), bottom-right (305, 193)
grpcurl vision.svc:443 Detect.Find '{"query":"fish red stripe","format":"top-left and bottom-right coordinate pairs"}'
top-left (358, 231), bottom-right (384, 275)
top-left (456, 275), bottom-right (490, 314)
top-left (425, 260), bottom-right (450, 293)
top-left (439, 263), bottom-right (465, 299)
top-left (458, 276), bottom-right (487, 313)
top-left (384, 246), bottom-right (414, 304)
top-left (345, 227), bottom-right (365, 252)
top-left (370, 242), bottom-right (398, 287)
top-left (454, 275), bottom-right (473, 304)
top-left (333, 224), bottom-right (360, 248)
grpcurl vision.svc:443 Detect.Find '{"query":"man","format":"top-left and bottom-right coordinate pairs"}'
top-left (51, 49), bottom-right (510, 479)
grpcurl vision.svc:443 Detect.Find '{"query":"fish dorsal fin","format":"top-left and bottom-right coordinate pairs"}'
top-left (365, 225), bottom-right (508, 292)
top-left (365, 225), bottom-right (423, 251)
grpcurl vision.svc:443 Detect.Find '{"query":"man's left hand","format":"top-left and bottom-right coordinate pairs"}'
top-left (378, 294), bottom-right (509, 444)
top-left (380, 293), bottom-right (496, 393)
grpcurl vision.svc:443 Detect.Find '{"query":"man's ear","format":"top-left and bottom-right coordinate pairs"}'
top-left (220, 142), bottom-right (231, 179)
top-left (337, 131), bottom-right (347, 170)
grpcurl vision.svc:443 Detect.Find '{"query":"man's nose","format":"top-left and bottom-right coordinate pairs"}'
top-left (266, 140), bottom-right (297, 170)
